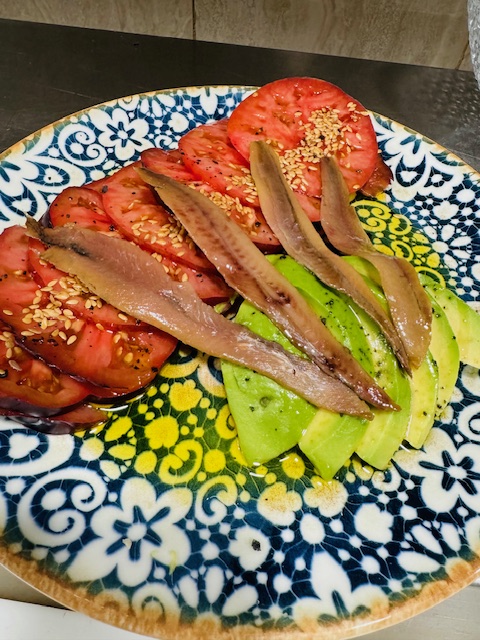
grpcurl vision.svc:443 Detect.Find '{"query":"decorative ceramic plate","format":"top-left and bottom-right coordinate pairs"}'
top-left (0, 86), bottom-right (479, 640)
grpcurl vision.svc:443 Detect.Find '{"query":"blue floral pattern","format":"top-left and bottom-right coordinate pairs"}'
top-left (0, 87), bottom-right (478, 638)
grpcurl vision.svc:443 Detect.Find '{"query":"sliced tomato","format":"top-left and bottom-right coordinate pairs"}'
top-left (46, 186), bottom-right (116, 234)
top-left (0, 403), bottom-right (106, 434)
top-left (27, 237), bottom-right (141, 329)
top-left (295, 192), bottom-right (322, 222)
top-left (359, 153), bottom-right (393, 196)
top-left (100, 162), bottom-right (215, 273)
top-left (42, 173), bottom-right (231, 305)
top-left (142, 145), bottom-right (280, 247)
top-left (141, 148), bottom-right (197, 183)
top-left (86, 173), bottom-right (112, 194)
top-left (0, 226), bottom-right (177, 395)
top-left (178, 120), bottom-right (259, 205)
top-left (0, 323), bottom-right (93, 415)
top-left (227, 77), bottom-right (379, 197)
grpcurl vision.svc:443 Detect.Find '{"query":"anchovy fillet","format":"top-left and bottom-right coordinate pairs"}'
top-left (319, 156), bottom-right (432, 370)
top-left (249, 140), bottom-right (410, 372)
top-left (29, 221), bottom-right (373, 418)
top-left (139, 168), bottom-right (397, 411)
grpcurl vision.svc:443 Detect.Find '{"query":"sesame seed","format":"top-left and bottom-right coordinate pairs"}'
top-left (3, 309), bottom-right (13, 316)
top-left (67, 335), bottom-right (77, 345)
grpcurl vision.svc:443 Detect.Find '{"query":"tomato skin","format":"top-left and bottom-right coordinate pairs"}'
top-left (227, 77), bottom-right (379, 196)
top-left (46, 186), bottom-right (116, 234)
top-left (154, 253), bottom-right (232, 305)
top-left (142, 144), bottom-right (280, 248)
top-left (0, 404), bottom-right (107, 434)
top-left (359, 153), bottom-right (393, 196)
top-left (0, 226), bottom-right (177, 395)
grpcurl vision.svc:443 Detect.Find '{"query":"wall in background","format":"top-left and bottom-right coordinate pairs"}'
top-left (0, 0), bottom-right (472, 71)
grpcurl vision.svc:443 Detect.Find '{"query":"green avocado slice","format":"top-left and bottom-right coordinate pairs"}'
top-left (420, 274), bottom-right (480, 369)
top-left (222, 255), bottom-right (373, 472)
top-left (271, 256), bottom-right (372, 479)
top-left (427, 296), bottom-right (460, 418)
top-left (221, 301), bottom-right (315, 465)
top-left (404, 352), bottom-right (439, 448)
top-left (352, 294), bottom-right (412, 470)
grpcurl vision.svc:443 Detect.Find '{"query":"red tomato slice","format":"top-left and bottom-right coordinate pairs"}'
top-left (0, 226), bottom-right (177, 395)
top-left (178, 120), bottom-right (259, 206)
top-left (0, 323), bottom-right (93, 415)
top-left (43, 171), bottom-right (231, 305)
top-left (0, 404), bottom-right (106, 434)
top-left (141, 148), bottom-right (197, 183)
top-left (100, 162), bottom-right (215, 273)
top-left (47, 186), bottom-right (116, 234)
top-left (359, 153), bottom-right (393, 196)
top-left (227, 77), bottom-right (379, 197)
top-left (86, 174), bottom-right (112, 194)
top-left (142, 145), bottom-right (280, 247)
top-left (295, 192), bottom-right (322, 222)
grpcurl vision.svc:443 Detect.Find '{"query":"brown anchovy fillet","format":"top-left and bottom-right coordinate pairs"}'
top-left (27, 221), bottom-right (372, 418)
top-left (249, 141), bottom-right (410, 373)
top-left (319, 156), bottom-right (432, 370)
top-left (139, 168), bottom-right (398, 411)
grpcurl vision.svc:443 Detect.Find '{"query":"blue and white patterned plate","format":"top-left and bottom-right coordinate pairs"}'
top-left (0, 86), bottom-right (479, 640)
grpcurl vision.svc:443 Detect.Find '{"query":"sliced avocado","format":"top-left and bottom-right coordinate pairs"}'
top-left (427, 296), bottom-right (460, 418)
top-left (222, 255), bottom-right (373, 473)
top-left (299, 412), bottom-right (369, 481)
top-left (420, 274), bottom-right (480, 369)
top-left (342, 257), bottom-right (456, 453)
top-left (343, 255), bottom-right (380, 284)
top-left (221, 300), bottom-right (315, 465)
top-left (353, 293), bottom-right (412, 470)
top-left (405, 352), bottom-right (439, 448)
top-left (270, 254), bottom-right (373, 372)
top-left (269, 256), bottom-right (373, 480)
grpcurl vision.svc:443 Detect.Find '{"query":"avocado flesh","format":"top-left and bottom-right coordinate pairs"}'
top-left (420, 274), bottom-right (480, 369)
top-left (222, 254), bottom-right (460, 475)
top-left (405, 352), bottom-right (439, 448)
top-left (427, 296), bottom-right (460, 418)
top-left (271, 256), bottom-right (372, 480)
top-left (352, 292), bottom-right (412, 470)
top-left (344, 257), bottom-right (458, 438)
top-left (221, 301), bottom-right (315, 465)
top-left (222, 255), bottom-right (372, 472)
